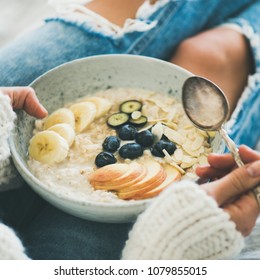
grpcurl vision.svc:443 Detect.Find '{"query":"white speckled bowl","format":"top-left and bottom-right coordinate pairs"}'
top-left (9, 54), bottom-right (224, 223)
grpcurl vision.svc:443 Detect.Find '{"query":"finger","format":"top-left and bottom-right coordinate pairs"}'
top-left (196, 165), bottom-right (228, 179)
top-left (9, 87), bottom-right (47, 118)
top-left (239, 145), bottom-right (260, 162)
top-left (224, 193), bottom-right (260, 236)
top-left (207, 153), bottom-right (235, 170)
top-left (206, 146), bottom-right (260, 170)
top-left (201, 161), bottom-right (260, 206)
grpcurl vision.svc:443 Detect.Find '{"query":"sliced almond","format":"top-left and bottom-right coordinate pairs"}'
top-left (163, 149), bottom-right (185, 174)
top-left (174, 148), bottom-right (183, 162)
top-left (164, 127), bottom-right (184, 145)
top-left (181, 158), bottom-right (198, 169)
top-left (151, 122), bottom-right (164, 142)
top-left (191, 135), bottom-right (204, 151)
top-left (198, 155), bottom-right (208, 166)
top-left (182, 141), bottom-right (200, 157)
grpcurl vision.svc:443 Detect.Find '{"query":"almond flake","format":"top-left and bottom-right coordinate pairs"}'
top-left (191, 135), bottom-right (204, 151)
top-left (162, 149), bottom-right (185, 174)
top-left (174, 148), bottom-right (183, 161)
top-left (182, 142), bottom-right (200, 157)
top-left (131, 111), bottom-right (142, 120)
top-left (161, 121), bottom-right (178, 130)
top-left (181, 158), bottom-right (197, 169)
top-left (151, 122), bottom-right (164, 141)
top-left (164, 127), bottom-right (184, 145)
top-left (198, 155), bottom-right (208, 165)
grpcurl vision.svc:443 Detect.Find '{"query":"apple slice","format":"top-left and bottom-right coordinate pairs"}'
top-left (117, 161), bottom-right (166, 199)
top-left (88, 163), bottom-right (129, 184)
top-left (134, 165), bottom-right (181, 200)
top-left (93, 162), bottom-right (143, 187)
top-left (93, 163), bottom-right (148, 191)
top-left (118, 168), bottom-right (167, 200)
top-left (118, 161), bottom-right (163, 193)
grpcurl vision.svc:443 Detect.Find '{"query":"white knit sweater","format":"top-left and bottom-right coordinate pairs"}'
top-left (0, 94), bottom-right (29, 260)
top-left (0, 93), bottom-right (245, 260)
top-left (122, 181), bottom-right (244, 259)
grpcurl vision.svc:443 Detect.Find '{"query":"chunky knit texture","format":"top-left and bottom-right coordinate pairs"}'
top-left (122, 181), bottom-right (244, 260)
top-left (0, 94), bottom-right (17, 188)
top-left (0, 94), bottom-right (29, 259)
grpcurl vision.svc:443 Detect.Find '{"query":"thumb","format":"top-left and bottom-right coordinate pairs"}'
top-left (201, 160), bottom-right (260, 206)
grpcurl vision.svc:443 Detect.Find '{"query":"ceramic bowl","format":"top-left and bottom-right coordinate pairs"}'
top-left (9, 54), bottom-right (224, 223)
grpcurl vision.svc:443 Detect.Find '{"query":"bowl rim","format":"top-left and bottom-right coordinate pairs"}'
top-left (9, 54), bottom-right (195, 210)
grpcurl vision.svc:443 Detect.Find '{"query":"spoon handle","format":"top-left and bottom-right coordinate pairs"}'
top-left (219, 127), bottom-right (244, 167)
top-left (219, 127), bottom-right (260, 206)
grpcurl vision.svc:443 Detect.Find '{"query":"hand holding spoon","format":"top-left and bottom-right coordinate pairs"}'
top-left (182, 76), bottom-right (260, 204)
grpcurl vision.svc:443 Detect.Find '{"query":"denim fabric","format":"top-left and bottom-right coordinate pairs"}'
top-left (0, 0), bottom-right (259, 259)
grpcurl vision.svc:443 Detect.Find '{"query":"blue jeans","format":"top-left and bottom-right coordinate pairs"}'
top-left (0, 0), bottom-right (259, 259)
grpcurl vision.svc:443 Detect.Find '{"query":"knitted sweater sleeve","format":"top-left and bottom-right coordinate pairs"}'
top-left (122, 181), bottom-right (244, 260)
top-left (0, 94), bottom-right (17, 188)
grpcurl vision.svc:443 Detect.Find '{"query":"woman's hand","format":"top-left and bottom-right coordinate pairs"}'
top-left (0, 86), bottom-right (48, 118)
top-left (196, 146), bottom-right (260, 236)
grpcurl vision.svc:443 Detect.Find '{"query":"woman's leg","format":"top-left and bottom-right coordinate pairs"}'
top-left (170, 26), bottom-right (254, 113)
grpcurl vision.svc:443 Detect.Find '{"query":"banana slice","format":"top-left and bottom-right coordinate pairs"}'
top-left (82, 97), bottom-right (112, 118)
top-left (69, 102), bottom-right (97, 133)
top-left (47, 123), bottom-right (75, 147)
top-left (29, 131), bottom-right (69, 164)
top-left (43, 108), bottom-right (75, 130)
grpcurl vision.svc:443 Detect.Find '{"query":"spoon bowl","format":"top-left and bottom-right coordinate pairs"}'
top-left (182, 76), bottom-right (229, 131)
top-left (182, 76), bottom-right (243, 167)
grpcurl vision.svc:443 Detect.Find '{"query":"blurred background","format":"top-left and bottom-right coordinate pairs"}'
top-left (0, 0), bottom-right (53, 48)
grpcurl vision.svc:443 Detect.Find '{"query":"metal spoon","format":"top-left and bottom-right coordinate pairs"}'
top-left (182, 76), bottom-right (243, 166)
top-left (182, 76), bottom-right (260, 204)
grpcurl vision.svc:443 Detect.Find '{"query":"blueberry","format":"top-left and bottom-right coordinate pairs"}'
top-left (151, 140), bottom-right (176, 157)
top-left (135, 130), bottom-right (154, 147)
top-left (117, 124), bottom-right (138, 140)
top-left (95, 152), bottom-right (117, 167)
top-left (102, 136), bottom-right (120, 152)
top-left (119, 143), bottom-right (143, 159)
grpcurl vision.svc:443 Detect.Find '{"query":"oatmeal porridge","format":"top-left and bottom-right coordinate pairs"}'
top-left (28, 88), bottom-right (215, 203)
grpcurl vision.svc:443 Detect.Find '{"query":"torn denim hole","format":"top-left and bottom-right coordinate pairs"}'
top-left (47, 0), bottom-right (172, 38)
top-left (224, 20), bottom-right (260, 134)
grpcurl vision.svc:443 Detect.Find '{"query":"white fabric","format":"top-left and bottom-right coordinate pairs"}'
top-left (0, 224), bottom-right (29, 260)
top-left (122, 181), bottom-right (244, 259)
top-left (0, 94), bottom-right (29, 259)
top-left (0, 94), bottom-right (17, 188)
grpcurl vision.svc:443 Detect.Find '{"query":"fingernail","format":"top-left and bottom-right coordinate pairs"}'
top-left (247, 161), bottom-right (260, 177)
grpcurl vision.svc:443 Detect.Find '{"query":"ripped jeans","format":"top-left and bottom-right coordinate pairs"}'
top-left (0, 0), bottom-right (260, 259)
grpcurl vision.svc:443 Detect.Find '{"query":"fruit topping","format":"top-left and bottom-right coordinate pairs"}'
top-left (69, 102), bottom-right (97, 133)
top-left (29, 130), bottom-right (69, 164)
top-left (119, 143), bottom-right (143, 159)
top-left (95, 152), bottom-right (117, 167)
top-left (102, 136), bottom-right (120, 152)
top-left (135, 130), bottom-right (154, 147)
top-left (120, 100), bottom-right (142, 114)
top-left (129, 115), bottom-right (148, 127)
top-left (43, 108), bottom-right (75, 130)
top-left (118, 124), bottom-right (138, 140)
top-left (107, 112), bottom-right (129, 128)
top-left (151, 140), bottom-right (176, 157)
